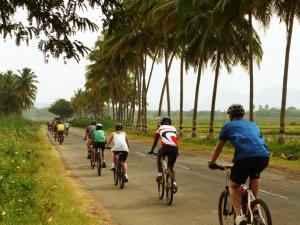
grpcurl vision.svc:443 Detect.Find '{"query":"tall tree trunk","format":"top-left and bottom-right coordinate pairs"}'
top-left (131, 71), bottom-right (137, 126)
top-left (249, 13), bottom-right (254, 122)
top-left (146, 49), bottom-right (159, 93)
top-left (125, 70), bottom-right (128, 126)
top-left (279, 3), bottom-right (295, 144)
top-left (157, 52), bottom-right (175, 117)
top-left (158, 78), bottom-right (166, 117)
top-left (191, 59), bottom-right (203, 137)
top-left (142, 54), bottom-right (148, 134)
top-left (179, 54), bottom-right (184, 136)
top-left (164, 47), bottom-right (171, 116)
top-left (208, 48), bottom-right (221, 138)
top-left (136, 67), bottom-right (142, 131)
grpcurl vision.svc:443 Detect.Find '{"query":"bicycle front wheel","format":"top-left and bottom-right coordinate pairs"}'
top-left (251, 199), bottom-right (272, 225)
top-left (218, 190), bottom-right (235, 225)
top-left (157, 170), bottom-right (165, 200)
top-left (166, 172), bottom-right (174, 206)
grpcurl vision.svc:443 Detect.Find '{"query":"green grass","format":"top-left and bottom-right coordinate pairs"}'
top-left (0, 116), bottom-right (101, 225)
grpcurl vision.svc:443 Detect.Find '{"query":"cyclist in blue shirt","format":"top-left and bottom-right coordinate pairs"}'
top-left (208, 104), bottom-right (270, 225)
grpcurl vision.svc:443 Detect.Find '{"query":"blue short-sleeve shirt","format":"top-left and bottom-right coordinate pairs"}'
top-left (219, 119), bottom-right (270, 162)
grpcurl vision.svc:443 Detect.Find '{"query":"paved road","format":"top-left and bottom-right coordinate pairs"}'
top-left (49, 129), bottom-right (300, 225)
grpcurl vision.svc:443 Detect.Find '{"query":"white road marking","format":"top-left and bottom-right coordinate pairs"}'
top-left (261, 189), bottom-right (288, 200)
top-left (135, 152), bottom-right (146, 157)
top-left (176, 165), bottom-right (190, 170)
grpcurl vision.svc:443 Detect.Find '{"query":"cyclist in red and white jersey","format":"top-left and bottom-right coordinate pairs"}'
top-left (148, 116), bottom-right (179, 192)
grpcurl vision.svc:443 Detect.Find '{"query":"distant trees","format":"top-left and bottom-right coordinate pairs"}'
top-left (0, 68), bottom-right (37, 116)
top-left (48, 99), bottom-right (74, 119)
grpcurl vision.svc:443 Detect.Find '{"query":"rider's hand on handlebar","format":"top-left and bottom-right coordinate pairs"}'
top-left (208, 161), bottom-right (218, 170)
top-left (148, 150), bottom-right (154, 154)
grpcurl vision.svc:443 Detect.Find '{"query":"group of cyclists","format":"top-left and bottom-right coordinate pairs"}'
top-left (83, 121), bottom-right (130, 182)
top-left (47, 119), bottom-right (70, 144)
top-left (79, 103), bottom-right (270, 225)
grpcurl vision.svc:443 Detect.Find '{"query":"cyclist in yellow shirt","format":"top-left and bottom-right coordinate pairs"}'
top-left (57, 121), bottom-right (65, 143)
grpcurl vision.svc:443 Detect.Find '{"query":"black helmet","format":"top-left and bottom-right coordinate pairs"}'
top-left (161, 116), bottom-right (171, 125)
top-left (96, 123), bottom-right (103, 130)
top-left (115, 124), bottom-right (123, 130)
top-left (91, 120), bottom-right (96, 125)
top-left (227, 104), bottom-right (245, 117)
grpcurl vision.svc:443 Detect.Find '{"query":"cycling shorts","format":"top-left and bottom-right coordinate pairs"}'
top-left (158, 146), bottom-right (178, 168)
top-left (113, 151), bottom-right (128, 162)
top-left (230, 157), bottom-right (269, 185)
top-left (93, 142), bottom-right (106, 150)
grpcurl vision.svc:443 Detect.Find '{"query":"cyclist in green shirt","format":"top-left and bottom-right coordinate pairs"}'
top-left (92, 124), bottom-right (107, 168)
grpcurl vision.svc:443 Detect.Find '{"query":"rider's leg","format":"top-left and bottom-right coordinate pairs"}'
top-left (157, 148), bottom-right (163, 174)
top-left (92, 147), bottom-right (96, 165)
top-left (101, 149), bottom-right (105, 161)
top-left (123, 162), bottom-right (128, 177)
top-left (249, 178), bottom-right (260, 198)
top-left (111, 152), bottom-right (116, 169)
top-left (229, 180), bottom-right (242, 216)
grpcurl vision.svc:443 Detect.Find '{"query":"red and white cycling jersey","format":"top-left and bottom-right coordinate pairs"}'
top-left (156, 125), bottom-right (178, 146)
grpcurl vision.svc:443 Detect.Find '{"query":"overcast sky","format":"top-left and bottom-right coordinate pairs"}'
top-left (1, 15), bottom-right (300, 111)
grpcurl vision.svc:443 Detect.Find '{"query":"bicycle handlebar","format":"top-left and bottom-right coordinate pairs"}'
top-left (208, 162), bottom-right (233, 171)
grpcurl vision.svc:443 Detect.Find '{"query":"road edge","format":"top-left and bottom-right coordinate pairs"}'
top-left (45, 128), bottom-right (119, 225)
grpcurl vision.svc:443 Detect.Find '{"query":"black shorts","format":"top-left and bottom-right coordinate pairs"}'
top-left (93, 142), bottom-right (106, 150)
top-left (158, 146), bottom-right (178, 168)
top-left (113, 151), bottom-right (128, 162)
top-left (230, 157), bottom-right (269, 185)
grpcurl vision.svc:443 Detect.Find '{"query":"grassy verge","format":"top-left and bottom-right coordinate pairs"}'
top-left (0, 116), bottom-right (102, 225)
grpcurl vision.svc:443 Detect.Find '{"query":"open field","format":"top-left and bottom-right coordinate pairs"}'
top-left (71, 116), bottom-right (300, 171)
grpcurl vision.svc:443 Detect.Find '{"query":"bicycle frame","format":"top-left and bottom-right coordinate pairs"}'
top-left (219, 165), bottom-right (269, 225)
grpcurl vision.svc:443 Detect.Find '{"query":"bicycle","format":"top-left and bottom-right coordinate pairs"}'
top-left (213, 164), bottom-right (272, 225)
top-left (57, 131), bottom-right (64, 145)
top-left (152, 152), bottom-right (175, 206)
top-left (64, 128), bottom-right (69, 138)
top-left (94, 144), bottom-right (108, 176)
top-left (113, 151), bottom-right (126, 189)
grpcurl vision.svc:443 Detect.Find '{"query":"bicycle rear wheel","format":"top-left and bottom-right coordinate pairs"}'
top-left (251, 199), bottom-right (272, 225)
top-left (118, 163), bottom-right (124, 189)
top-left (218, 190), bottom-right (235, 225)
top-left (114, 164), bottom-right (118, 185)
top-left (166, 172), bottom-right (174, 205)
top-left (157, 170), bottom-right (165, 200)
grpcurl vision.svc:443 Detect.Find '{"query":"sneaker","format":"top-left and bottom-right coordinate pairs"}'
top-left (102, 162), bottom-right (106, 168)
top-left (110, 165), bottom-right (115, 171)
top-left (235, 215), bottom-right (247, 225)
top-left (156, 175), bottom-right (162, 183)
top-left (124, 176), bottom-right (128, 182)
top-left (173, 184), bottom-right (178, 193)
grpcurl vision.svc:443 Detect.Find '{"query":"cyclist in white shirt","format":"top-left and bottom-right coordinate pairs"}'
top-left (106, 124), bottom-right (130, 182)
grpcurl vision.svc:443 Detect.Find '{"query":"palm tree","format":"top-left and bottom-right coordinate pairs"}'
top-left (17, 68), bottom-right (38, 110)
top-left (274, 0), bottom-right (300, 143)
top-left (205, 0), bottom-right (263, 138)
top-left (0, 71), bottom-right (21, 115)
top-left (215, 0), bottom-right (272, 122)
